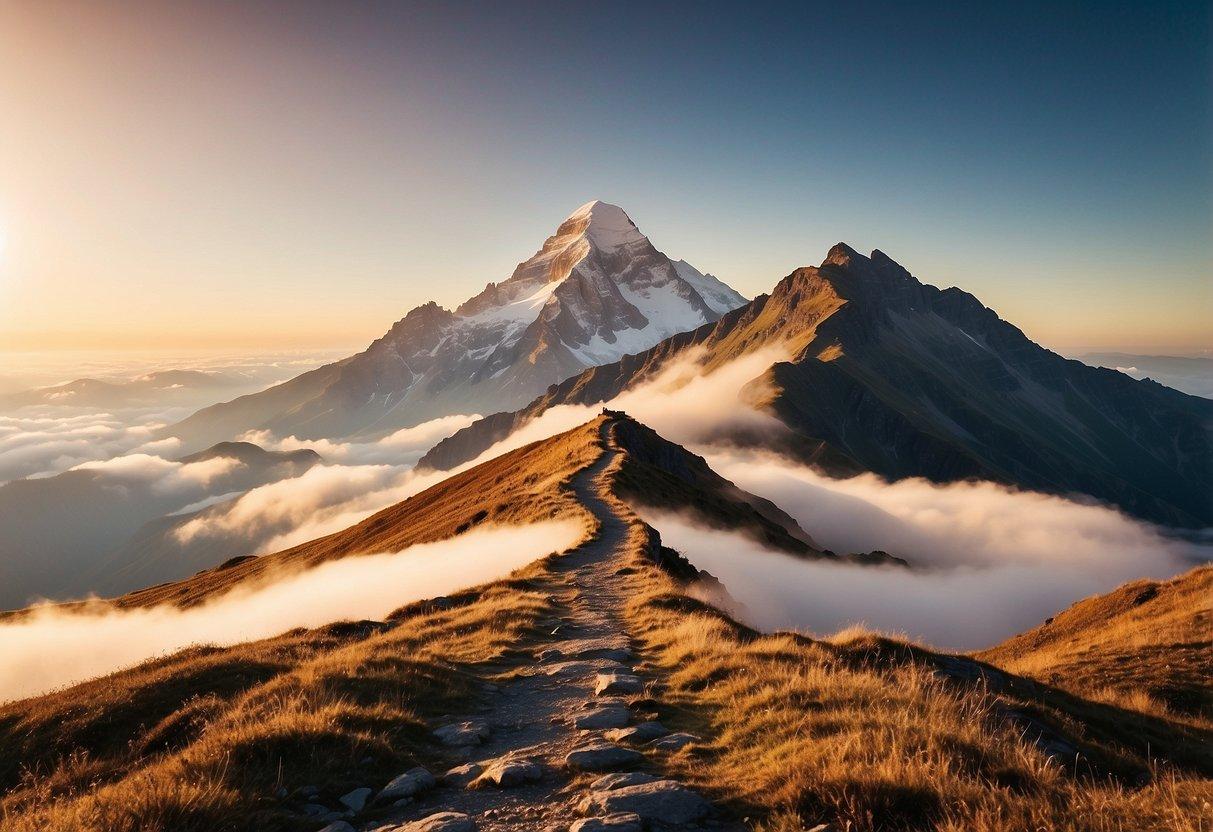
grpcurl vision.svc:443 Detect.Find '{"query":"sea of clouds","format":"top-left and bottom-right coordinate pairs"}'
top-left (642, 450), bottom-right (1210, 650)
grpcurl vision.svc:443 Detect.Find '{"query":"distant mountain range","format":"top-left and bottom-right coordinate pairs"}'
top-left (0, 370), bottom-right (242, 411)
top-left (166, 201), bottom-right (746, 451)
top-left (0, 441), bottom-right (319, 608)
top-left (423, 244), bottom-right (1213, 528)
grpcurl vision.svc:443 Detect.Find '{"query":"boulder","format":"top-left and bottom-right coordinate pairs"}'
top-left (649, 732), bottom-right (699, 751)
top-left (378, 766), bottom-right (435, 801)
top-left (574, 705), bottom-right (631, 730)
top-left (604, 721), bottom-right (668, 744)
top-left (338, 787), bottom-right (372, 811)
top-left (564, 743), bottom-right (644, 772)
top-left (441, 762), bottom-right (483, 788)
top-left (578, 779), bottom-right (711, 824)
top-left (317, 822), bottom-right (356, 832)
top-left (472, 757), bottom-right (543, 788)
top-left (589, 772), bottom-right (660, 792)
top-left (594, 672), bottom-right (644, 696)
top-left (433, 720), bottom-right (490, 746)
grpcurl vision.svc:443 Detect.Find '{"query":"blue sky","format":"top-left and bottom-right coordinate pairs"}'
top-left (1, 0), bottom-right (1209, 352)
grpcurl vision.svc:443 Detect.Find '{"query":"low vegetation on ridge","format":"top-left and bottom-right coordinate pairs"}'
top-left (1, 416), bottom-right (1208, 832)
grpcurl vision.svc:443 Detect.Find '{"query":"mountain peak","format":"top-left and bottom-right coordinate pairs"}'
top-left (166, 200), bottom-right (748, 449)
top-left (822, 242), bottom-right (867, 268)
top-left (562, 199), bottom-right (646, 251)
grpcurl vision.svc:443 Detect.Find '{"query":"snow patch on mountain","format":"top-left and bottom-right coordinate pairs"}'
top-left (167, 200), bottom-right (749, 446)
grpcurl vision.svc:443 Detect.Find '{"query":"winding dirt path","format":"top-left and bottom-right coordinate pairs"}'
top-left (368, 421), bottom-right (740, 832)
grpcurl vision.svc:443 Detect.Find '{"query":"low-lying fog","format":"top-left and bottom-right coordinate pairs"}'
top-left (0, 520), bottom-right (581, 703)
top-left (644, 451), bottom-right (1210, 650)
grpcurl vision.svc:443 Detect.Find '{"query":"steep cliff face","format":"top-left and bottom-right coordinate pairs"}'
top-left (167, 201), bottom-right (747, 449)
top-left (423, 245), bottom-right (1213, 528)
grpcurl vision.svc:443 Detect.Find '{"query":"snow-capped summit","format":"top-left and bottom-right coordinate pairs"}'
top-left (564, 200), bottom-right (648, 251)
top-left (168, 201), bottom-right (748, 448)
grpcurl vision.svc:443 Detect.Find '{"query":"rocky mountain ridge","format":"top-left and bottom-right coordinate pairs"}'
top-left (422, 244), bottom-right (1213, 528)
top-left (166, 202), bottom-right (746, 450)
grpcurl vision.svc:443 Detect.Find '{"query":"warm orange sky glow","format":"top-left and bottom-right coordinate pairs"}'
top-left (1, 1), bottom-right (1209, 355)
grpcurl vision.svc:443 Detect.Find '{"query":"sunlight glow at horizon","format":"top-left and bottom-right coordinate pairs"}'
top-left (0, 1), bottom-right (1208, 355)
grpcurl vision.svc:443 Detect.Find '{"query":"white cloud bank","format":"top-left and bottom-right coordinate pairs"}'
top-left (0, 519), bottom-right (582, 703)
top-left (644, 453), bottom-right (1210, 650)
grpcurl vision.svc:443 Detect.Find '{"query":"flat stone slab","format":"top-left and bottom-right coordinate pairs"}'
top-left (378, 766), bottom-right (435, 801)
top-left (318, 823), bottom-right (356, 832)
top-left (471, 757), bottom-right (543, 788)
top-left (649, 732), bottom-right (699, 751)
top-left (578, 780), bottom-right (712, 824)
top-left (433, 720), bottom-right (490, 746)
top-left (574, 705), bottom-right (631, 730)
top-left (396, 812), bottom-right (476, 832)
top-left (564, 742), bottom-right (645, 772)
top-left (589, 772), bottom-right (660, 792)
top-left (604, 721), bottom-right (668, 744)
top-left (569, 813), bottom-right (643, 832)
top-left (594, 672), bottom-right (644, 696)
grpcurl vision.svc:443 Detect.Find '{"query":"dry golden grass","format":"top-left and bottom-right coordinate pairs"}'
top-left (110, 417), bottom-right (604, 609)
top-left (0, 568), bottom-right (558, 832)
top-left (0, 419), bottom-right (613, 831)
top-left (3, 414), bottom-right (1209, 832)
top-left (979, 566), bottom-right (1213, 725)
top-left (621, 559), bottom-right (1213, 832)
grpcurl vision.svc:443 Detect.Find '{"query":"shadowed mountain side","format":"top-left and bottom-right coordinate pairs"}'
top-left (0, 442), bottom-right (320, 609)
top-left (422, 245), bottom-right (1213, 528)
top-left (605, 411), bottom-right (824, 556)
top-left (978, 565), bottom-right (1213, 720)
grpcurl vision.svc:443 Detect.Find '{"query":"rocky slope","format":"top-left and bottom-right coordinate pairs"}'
top-left (3, 413), bottom-right (1208, 832)
top-left (422, 245), bottom-right (1213, 528)
top-left (166, 202), bottom-right (746, 451)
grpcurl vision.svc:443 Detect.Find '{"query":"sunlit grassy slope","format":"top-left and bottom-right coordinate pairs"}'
top-left (1, 415), bottom-right (1208, 832)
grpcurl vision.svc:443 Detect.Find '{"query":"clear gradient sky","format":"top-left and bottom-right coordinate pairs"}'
top-left (1, 0), bottom-right (1209, 354)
